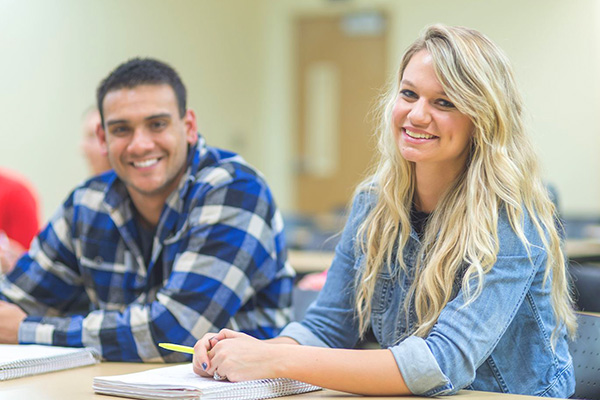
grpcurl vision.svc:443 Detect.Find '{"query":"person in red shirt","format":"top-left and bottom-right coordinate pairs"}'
top-left (0, 168), bottom-right (40, 273)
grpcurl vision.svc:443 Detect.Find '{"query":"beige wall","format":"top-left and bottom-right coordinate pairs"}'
top-left (0, 0), bottom-right (598, 221)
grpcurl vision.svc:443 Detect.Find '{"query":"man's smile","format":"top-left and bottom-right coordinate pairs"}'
top-left (131, 158), bottom-right (161, 168)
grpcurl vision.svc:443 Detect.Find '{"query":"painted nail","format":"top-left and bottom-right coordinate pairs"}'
top-left (202, 362), bottom-right (207, 370)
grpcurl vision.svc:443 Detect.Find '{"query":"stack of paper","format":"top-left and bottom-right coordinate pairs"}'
top-left (0, 344), bottom-right (100, 381)
top-left (93, 363), bottom-right (322, 400)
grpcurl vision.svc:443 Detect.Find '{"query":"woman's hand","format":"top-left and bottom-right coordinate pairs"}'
top-left (193, 329), bottom-right (285, 382)
top-left (192, 332), bottom-right (222, 377)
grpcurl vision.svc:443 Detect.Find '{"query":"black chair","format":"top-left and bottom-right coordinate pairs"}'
top-left (569, 312), bottom-right (600, 399)
top-left (569, 264), bottom-right (600, 313)
top-left (291, 287), bottom-right (320, 321)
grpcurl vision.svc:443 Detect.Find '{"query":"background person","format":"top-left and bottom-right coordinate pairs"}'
top-left (192, 25), bottom-right (576, 398)
top-left (0, 58), bottom-right (294, 362)
top-left (80, 107), bottom-right (112, 175)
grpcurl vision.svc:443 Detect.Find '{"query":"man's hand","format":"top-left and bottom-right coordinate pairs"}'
top-left (0, 232), bottom-right (26, 274)
top-left (0, 300), bottom-right (26, 343)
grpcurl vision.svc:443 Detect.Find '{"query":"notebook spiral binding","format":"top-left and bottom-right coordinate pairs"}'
top-left (0, 347), bottom-right (100, 381)
top-left (203, 378), bottom-right (322, 400)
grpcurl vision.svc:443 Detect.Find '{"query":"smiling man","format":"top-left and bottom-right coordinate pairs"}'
top-left (0, 58), bottom-right (294, 362)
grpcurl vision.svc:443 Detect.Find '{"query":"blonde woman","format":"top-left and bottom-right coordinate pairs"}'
top-left (192, 25), bottom-right (576, 397)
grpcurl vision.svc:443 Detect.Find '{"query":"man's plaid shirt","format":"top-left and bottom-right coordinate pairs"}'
top-left (0, 134), bottom-right (294, 362)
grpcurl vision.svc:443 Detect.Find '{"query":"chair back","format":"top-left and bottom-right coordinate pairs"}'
top-left (570, 264), bottom-right (600, 312)
top-left (291, 287), bottom-right (320, 321)
top-left (570, 312), bottom-right (600, 399)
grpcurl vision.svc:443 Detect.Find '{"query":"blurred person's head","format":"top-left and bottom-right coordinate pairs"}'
top-left (96, 58), bottom-right (187, 127)
top-left (80, 108), bottom-right (111, 175)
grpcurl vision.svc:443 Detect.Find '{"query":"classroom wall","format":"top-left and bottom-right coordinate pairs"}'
top-left (1, 0), bottom-right (599, 221)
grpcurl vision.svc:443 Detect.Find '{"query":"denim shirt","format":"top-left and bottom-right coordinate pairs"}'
top-left (281, 192), bottom-right (575, 397)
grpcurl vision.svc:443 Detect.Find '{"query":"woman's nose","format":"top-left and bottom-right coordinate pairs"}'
top-left (408, 99), bottom-right (432, 127)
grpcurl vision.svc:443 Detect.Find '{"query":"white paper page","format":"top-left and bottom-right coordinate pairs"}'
top-left (96, 364), bottom-right (229, 390)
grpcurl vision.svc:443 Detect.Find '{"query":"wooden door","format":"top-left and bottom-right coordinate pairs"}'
top-left (295, 12), bottom-right (387, 214)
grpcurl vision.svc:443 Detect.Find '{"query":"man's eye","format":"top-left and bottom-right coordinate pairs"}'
top-left (150, 121), bottom-right (167, 130)
top-left (110, 126), bottom-right (130, 135)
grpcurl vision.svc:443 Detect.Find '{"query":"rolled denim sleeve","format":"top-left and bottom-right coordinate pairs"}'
top-left (390, 336), bottom-right (453, 395)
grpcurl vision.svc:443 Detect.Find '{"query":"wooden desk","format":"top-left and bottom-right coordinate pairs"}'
top-left (0, 361), bottom-right (558, 399)
top-left (565, 239), bottom-right (600, 263)
top-left (288, 249), bottom-right (334, 274)
top-left (289, 239), bottom-right (600, 274)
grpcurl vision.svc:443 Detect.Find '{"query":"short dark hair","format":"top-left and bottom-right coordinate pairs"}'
top-left (96, 58), bottom-right (187, 126)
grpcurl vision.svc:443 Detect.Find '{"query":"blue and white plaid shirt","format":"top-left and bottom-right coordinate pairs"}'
top-left (0, 134), bottom-right (294, 362)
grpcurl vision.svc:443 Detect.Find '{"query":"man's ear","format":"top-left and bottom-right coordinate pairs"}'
top-left (184, 109), bottom-right (198, 146)
top-left (96, 123), bottom-right (109, 156)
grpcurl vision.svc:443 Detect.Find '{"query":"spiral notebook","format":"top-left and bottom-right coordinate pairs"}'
top-left (93, 363), bottom-right (322, 400)
top-left (0, 344), bottom-right (101, 381)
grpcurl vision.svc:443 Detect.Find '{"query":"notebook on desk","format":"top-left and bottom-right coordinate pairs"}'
top-left (0, 344), bottom-right (100, 381)
top-left (93, 363), bottom-right (322, 400)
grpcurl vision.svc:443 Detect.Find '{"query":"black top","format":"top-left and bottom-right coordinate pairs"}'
top-left (410, 207), bottom-right (430, 240)
top-left (132, 209), bottom-right (164, 291)
top-left (136, 219), bottom-right (156, 267)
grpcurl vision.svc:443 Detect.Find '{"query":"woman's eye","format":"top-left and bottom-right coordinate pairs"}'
top-left (437, 99), bottom-right (455, 108)
top-left (400, 89), bottom-right (417, 99)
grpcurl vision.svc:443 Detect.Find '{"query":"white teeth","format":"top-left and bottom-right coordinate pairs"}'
top-left (405, 129), bottom-right (435, 139)
top-left (133, 158), bottom-right (159, 168)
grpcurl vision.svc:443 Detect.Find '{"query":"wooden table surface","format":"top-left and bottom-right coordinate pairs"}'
top-left (0, 361), bottom-right (558, 399)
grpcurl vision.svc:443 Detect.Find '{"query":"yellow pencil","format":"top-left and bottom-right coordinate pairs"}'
top-left (158, 343), bottom-right (195, 355)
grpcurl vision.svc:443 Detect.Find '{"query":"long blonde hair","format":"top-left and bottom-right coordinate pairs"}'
top-left (354, 24), bottom-right (576, 342)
